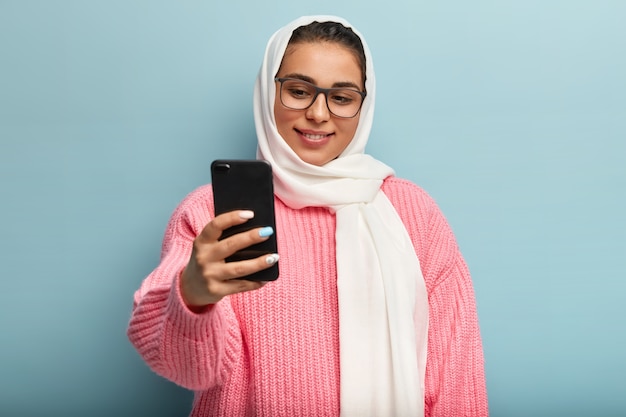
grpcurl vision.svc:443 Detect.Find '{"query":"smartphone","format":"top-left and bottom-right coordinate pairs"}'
top-left (210, 159), bottom-right (279, 281)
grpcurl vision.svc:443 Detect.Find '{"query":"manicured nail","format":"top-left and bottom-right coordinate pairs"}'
top-left (258, 226), bottom-right (274, 237)
top-left (239, 210), bottom-right (254, 219)
top-left (265, 254), bottom-right (279, 265)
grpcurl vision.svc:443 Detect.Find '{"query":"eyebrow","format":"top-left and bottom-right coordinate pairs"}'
top-left (282, 73), bottom-right (362, 91)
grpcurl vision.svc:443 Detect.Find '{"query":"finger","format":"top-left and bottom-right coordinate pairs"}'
top-left (218, 253), bottom-right (280, 281)
top-left (197, 210), bottom-right (255, 243)
top-left (183, 252), bottom-right (278, 306)
top-left (193, 254), bottom-right (277, 302)
top-left (181, 263), bottom-right (267, 307)
top-left (212, 226), bottom-right (274, 261)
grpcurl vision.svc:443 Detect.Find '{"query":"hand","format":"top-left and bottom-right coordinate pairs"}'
top-left (180, 210), bottom-right (279, 309)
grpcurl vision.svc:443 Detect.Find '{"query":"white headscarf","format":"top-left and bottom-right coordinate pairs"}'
top-left (254, 15), bottom-right (428, 417)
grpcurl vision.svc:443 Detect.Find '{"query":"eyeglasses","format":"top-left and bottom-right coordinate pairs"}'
top-left (275, 77), bottom-right (366, 119)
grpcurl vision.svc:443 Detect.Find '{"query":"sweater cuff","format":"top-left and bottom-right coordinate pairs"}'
top-left (165, 270), bottom-right (220, 341)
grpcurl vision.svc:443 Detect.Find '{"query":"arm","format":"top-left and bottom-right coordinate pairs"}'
top-left (422, 203), bottom-right (489, 416)
top-left (126, 189), bottom-right (242, 390)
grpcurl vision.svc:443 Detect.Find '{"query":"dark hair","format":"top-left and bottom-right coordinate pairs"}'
top-left (287, 21), bottom-right (367, 90)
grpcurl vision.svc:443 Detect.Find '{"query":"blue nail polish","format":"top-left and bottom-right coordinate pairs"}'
top-left (259, 227), bottom-right (274, 237)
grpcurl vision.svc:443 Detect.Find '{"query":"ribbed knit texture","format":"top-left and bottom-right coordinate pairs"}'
top-left (127, 177), bottom-right (488, 416)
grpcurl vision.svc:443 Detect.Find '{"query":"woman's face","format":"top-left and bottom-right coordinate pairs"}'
top-left (274, 41), bottom-right (364, 166)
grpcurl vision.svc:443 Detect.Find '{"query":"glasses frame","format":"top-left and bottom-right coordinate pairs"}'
top-left (274, 77), bottom-right (367, 119)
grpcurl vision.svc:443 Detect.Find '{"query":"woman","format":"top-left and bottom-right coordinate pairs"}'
top-left (128, 15), bottom-right (488, 417)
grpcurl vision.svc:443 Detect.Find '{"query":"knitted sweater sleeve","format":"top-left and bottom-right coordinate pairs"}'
top-left (420, 194), bottom-right (489, 417)
top-left (126, 186), bottom-right (241, 390)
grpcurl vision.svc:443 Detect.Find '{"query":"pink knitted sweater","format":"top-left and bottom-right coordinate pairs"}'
top-left (127, 177), bottom-right (488, 416)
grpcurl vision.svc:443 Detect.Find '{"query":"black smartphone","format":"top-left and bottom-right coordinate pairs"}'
top-left (210, 159), bottom-right (279, 281)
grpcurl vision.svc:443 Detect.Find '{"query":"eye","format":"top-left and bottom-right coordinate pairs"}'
top-left (283, 81), bottom-right (315, 100)
top-left (329, 90), bottom-right (359, 106)
top-left (287, 87), bottom-right (311, 99)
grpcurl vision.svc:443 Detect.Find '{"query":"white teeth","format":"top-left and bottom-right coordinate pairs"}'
top-left (303, 133), bottom-right (327, 140)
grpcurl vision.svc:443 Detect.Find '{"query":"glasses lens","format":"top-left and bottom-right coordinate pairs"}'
top-left (280, 80), bottom-right (316, 109)
top-left (326, 89), bottom-right (363, 118)
top-left (280, 79), bottom-right (363, 118)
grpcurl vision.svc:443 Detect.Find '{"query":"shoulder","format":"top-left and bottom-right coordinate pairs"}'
top-left (381, 176), bottom-right (461, 288)
top-left (176, 184), bottom-right (214, 213)
top-left (164, 184), bottom-right (214, 242)
top-left (381, 176), bottom-right (439, 217)
top-left (381, 176), bottom-right (440, 246)
top-left (381, 176), bottom-right (427, 194)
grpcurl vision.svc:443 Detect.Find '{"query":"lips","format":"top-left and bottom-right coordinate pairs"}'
top-left (295, 128), bottom-right (333, 143)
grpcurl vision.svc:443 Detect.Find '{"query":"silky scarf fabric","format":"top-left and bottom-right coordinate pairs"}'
top-left (253, 16), bottom-right (428, 416)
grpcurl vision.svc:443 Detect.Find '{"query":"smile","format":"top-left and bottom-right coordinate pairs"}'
top-left (296, 129), bottom-right (332, 141)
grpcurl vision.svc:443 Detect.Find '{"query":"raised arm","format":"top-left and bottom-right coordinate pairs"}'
top-left (127, 186), bottom-right (276, 390)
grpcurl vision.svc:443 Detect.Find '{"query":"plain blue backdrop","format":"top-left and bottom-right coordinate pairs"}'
top-left (1, 1), bottom-right (624, 416)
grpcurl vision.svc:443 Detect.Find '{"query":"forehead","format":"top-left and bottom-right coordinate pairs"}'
top-left (279, 42), bottom-right (363, 87)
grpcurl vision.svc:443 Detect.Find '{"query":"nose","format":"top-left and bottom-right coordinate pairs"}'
top-left (305, 93), bottom-right (331, 123)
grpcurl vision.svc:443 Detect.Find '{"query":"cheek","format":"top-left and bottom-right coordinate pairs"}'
top-left (342, 117), bottom-right (360, 139)
top-left (274, 104), bottom-right (299, 141)
top-left (335, 118), bottom-right (361, 155)
top-left (273, 108), bottom-right (287, 137)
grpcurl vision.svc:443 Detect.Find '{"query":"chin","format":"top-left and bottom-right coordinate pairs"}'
top-left (301, 157), bottom-right (326, 166)
top-left (297, 151), bottom-right (337, 166)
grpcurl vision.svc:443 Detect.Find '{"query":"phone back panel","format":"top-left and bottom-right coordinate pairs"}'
top-left (211, 160), bottom-right (279, 281)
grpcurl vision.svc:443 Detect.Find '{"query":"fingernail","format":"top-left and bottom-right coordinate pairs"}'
top-left (258, 226), bottom-right (274, 237)
top-left (265, 253), bottom-right (279, 265)
top-left (239, 210), bottom-right (254, 219)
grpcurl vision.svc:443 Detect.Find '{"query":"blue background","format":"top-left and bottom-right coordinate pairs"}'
top-left (1, 1), bottom-right (624, 416)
